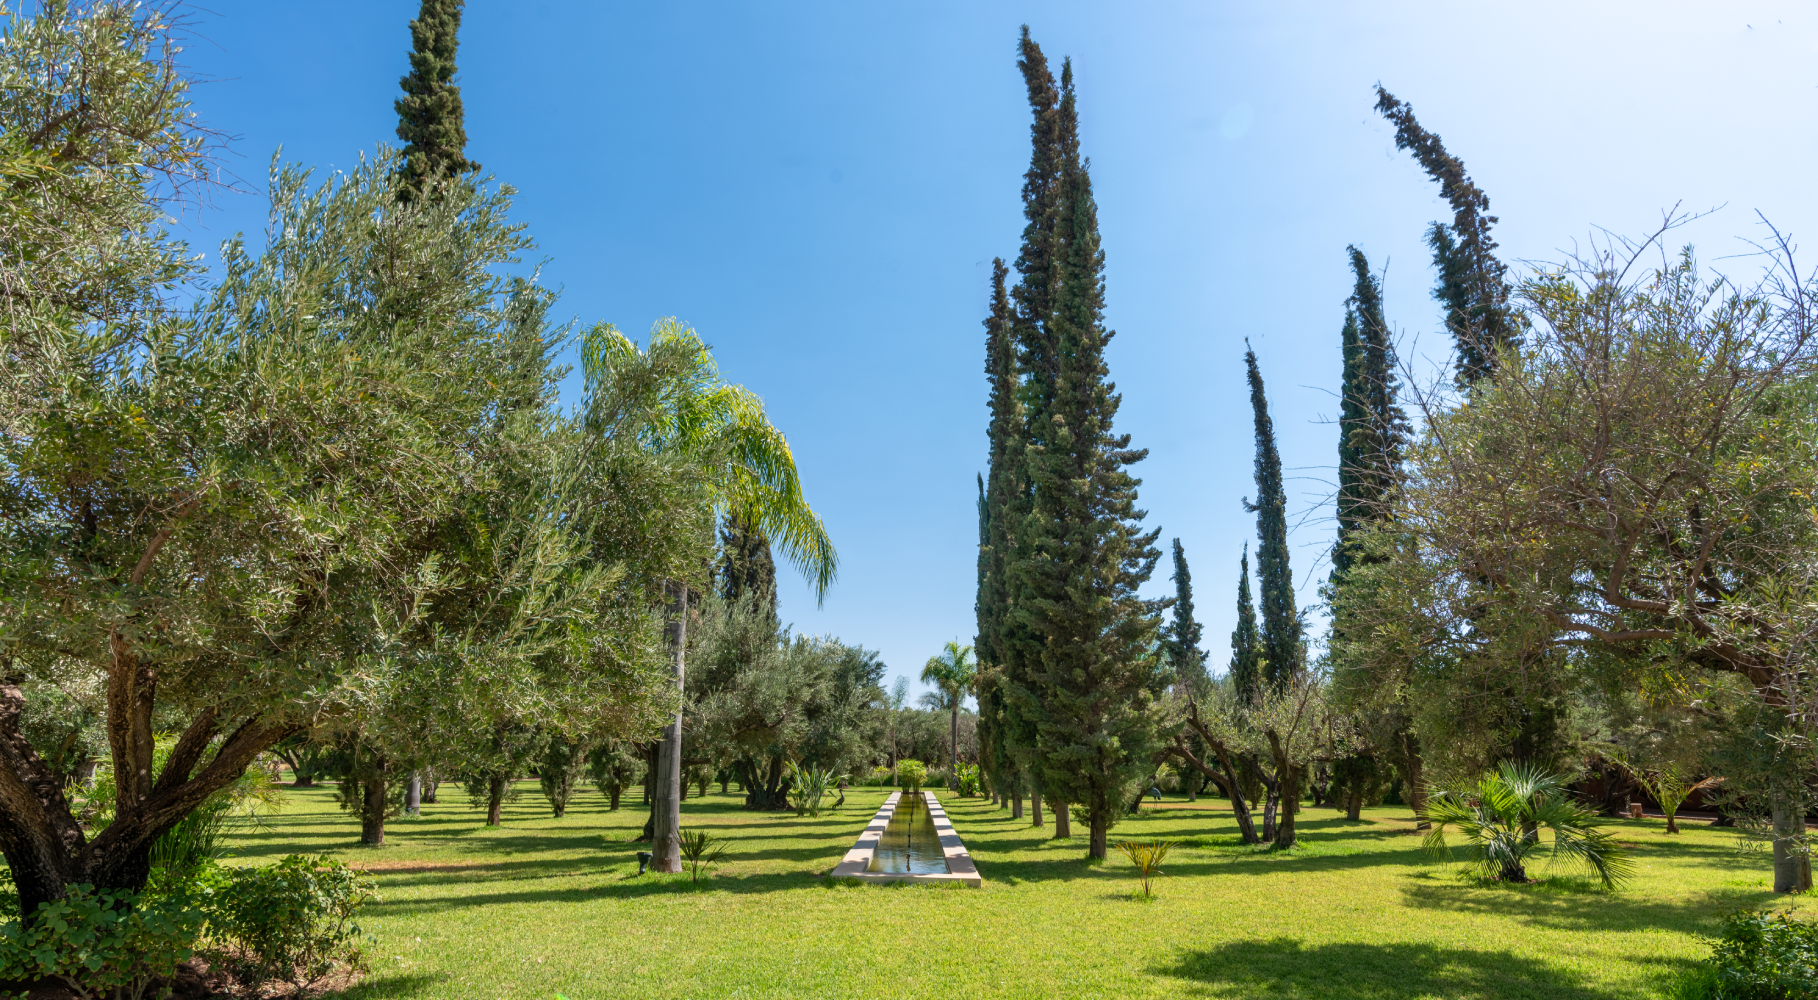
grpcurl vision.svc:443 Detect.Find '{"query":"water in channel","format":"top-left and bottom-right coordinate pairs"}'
top-left (867, 794), bottom-right (948, 874)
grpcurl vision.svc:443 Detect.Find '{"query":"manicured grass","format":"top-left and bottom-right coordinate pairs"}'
top-left (223, 782), bottom-right (1784, 999)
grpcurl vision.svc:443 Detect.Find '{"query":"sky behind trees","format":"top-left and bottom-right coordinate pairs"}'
top-left (176, 0), bottom-right (1818, 701)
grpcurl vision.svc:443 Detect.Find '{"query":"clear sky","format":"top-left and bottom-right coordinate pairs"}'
top-left (174, 1), bottom-right (1818, 705)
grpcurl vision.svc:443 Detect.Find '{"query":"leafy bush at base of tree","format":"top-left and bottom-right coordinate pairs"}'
top-left (955, 764), bottom-right (981, 797)
top-left (1672, 908), bottom-right (1818, 999)
top-left (0, 885), bottom-right (204, 1000)
top-left (200, 854), bottom-right (376, 995)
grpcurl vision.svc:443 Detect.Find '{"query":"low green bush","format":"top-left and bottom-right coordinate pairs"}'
top-left (202, 853), bottom-right (376, 994)
top-left (0, 884), bottom-right (204, 1000)
top-left (895, 759), bottom-right (927, 792)
top-left (955, 764), bottom-right (981, 797)
top-left (1675, 907), bottom-right (1818, 999)
top-left (0, 865), bottom-right (16, 921)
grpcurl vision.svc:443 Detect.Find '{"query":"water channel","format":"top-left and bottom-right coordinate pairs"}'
top-left (867, 794), bottom-right (948, 874)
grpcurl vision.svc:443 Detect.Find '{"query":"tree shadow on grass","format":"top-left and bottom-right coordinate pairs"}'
top-left (323, 971), bottom-right (447, 999)
top-left (1398, 877), bottom-right (1774, 933)
top-left (370, 869), bottom-right (820, 914)
top-left (1155, 938), bottom-right (1682, 1000)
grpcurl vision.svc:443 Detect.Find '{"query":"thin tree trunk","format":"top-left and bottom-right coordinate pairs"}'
top-left (1401, 730), bottom-right (1429, 830)
top-left (487, 773), bottom-right (506, 826)
top-left (1088, 807), bottom-right (1108, 859)
top-left (609, 787), bottom-right (622, 811)
top-left (1273, 764), bottom-right (1300, 849)
top-left (951, 704), bottom-right (960, 790)
top-left (651, 580), bottom-right (687, 873)
top-left (1054, 800), bottom-right (1070, 839)
top-left (405, 772), bottom-right (421, 815)
top-left (1012, 785), bottom-right (1023, 820)
top-left (1031, 787), bottom-right (1043, 827)
top-left (360, 769), bottom-right (387, 846)
top-left (1772, 797), bottom-right (1813, 893)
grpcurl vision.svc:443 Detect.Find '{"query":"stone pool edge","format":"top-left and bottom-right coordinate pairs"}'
top-left (828, 790), bottom-right (983, 887)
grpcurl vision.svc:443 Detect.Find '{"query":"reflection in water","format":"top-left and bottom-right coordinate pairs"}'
top-left (867, 794), bottom-right (947, 874)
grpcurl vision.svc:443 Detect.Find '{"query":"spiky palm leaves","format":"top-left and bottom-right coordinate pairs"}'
top-left (580, 318), bottom-right (836, 596)
top-left (1421, 762), bottom-right (1633, 888)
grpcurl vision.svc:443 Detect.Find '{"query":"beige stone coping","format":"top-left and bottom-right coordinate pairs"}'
top-left (829, 790), bottom-right (982, 887)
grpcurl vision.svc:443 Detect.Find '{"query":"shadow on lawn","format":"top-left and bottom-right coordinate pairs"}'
top-left (370, 870), bottom-right (818, 914)
top-left (1399, 878), bottom-right (1773, 933)
top-left (319, 971), bottom-right (447, 999)
top-left (1156, 938), bottom-right (1686, 1000)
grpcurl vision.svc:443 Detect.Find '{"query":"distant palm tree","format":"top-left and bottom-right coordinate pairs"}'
top-left (1421, 762), bottom-right (1634, 888)
top-left (920, 641), bottom-right (976, 790)
top-left (583, 319), bottom-right (837, 871)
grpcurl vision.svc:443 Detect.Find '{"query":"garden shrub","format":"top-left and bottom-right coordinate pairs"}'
top-left (0, 865), bottom-right (15, 921)
top-left (203, 853), bottom-right (376, 994)
top-left (0, 884), bottom-right (204, 1000)
top-left (895, 759), bottom-right (927, 792)
top-left (955, 763), bottom-right (981, 796)
top-left (1678, 907), bottom-right (1818, 999)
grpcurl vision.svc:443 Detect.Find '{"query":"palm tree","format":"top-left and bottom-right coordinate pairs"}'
top-left (920, 641), bottom-right (976, 790)
top-left (582, 319), bottom-right (837, 872)
top-left (1421, 762), bottom-right (1634, 888)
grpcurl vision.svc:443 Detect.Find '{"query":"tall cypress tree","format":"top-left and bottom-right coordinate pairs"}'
top-left (395, 0), bottom-right (478, 204)
top-left (1229, 544), bottom-right (1262, 698)
top-left (975, 258), bottom-right (1017, 804)
top-left (996, 28), bottom-right (1066, 832)
top-left (1243, 348), bottom-right (1302, 688)
top-left (716, 514), bottom-right (777, 618)
top-left (1331, 247), bottom-right (1408, 580)
top-left (1166, 539), bottom-right (1208, 692)
top-left (1373, 87), bottom-right (1516, 385)
top-left (1005, 36), bottom-right (1165, 861)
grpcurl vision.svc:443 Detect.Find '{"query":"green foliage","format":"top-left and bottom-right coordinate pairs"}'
top-left (1243, 349), bottom-right (1303, 688)
top-left (587, 744), bottom-right (644, 810)
top-left (202, 854), bottom-right (376, 994)
top-left (1422, 762), bottom-right (1633, 889)
top-left (0, 866), bottom-right (14, 922)
top-left (1165, 540), bottom-right (1208, 692)
top-left (1228, 545), bottom-right (1263, 699)
top-left (783, 761), bottom-right (840, 818)
top-left (677, 830), bottom-right (729, 884)
top-left (895, 760), bottom-right (928, 793)
top-left (1674, 908), bottom-right (1818, 1000)
top-left (539, 735), bottom-right (590, 818)
top-left (393, 0), bottom-right (478, 203)
top-left (1116, 839), bottom-right (1175, 899)
top-left (0, 885), bottom-right (203, 1000)
top-left (955, 764), bottom-right (981, 797)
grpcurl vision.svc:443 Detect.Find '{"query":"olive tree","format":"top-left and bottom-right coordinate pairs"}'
top-left (1357, 232), bottom-right (1818, 891)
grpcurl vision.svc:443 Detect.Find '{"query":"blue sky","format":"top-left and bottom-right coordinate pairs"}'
top-left (174, 1), bottom-right (1818, 704)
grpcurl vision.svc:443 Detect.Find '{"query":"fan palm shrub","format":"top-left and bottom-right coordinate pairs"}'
top-left (1421, 762), bottom-right (1634, 888)
top-left (678, 830), bottom-right (729, 883)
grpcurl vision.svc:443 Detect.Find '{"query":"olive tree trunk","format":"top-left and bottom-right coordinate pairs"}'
top-left (1772, 797), bottom-right (1813, 893)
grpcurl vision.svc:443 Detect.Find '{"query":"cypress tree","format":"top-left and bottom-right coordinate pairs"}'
top-left (1373, 87), bottom-right (1517, 385)
top-left (395, 0), bottom-right (478, 204)
top-left (1005, 37), bottom-right (1166, 861)
top-left (995, 28), bottom-right (1066, 833)
top-left (1331, 247), bottom-right (1408, 581)
top-left (1229, 545), bottom-right (1263, 698)
top-left (1243, 348), bottom-right (1303, 688)
top-left (1166, 539), bottom-right (1208, 692)
top-left (975, 258), bottom-right (1017, 803)
top-left (716, 514), bottom-right (777, 617)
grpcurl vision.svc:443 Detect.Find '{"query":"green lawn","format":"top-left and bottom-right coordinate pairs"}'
top-left (223, 782), bottom-right (1784, 999)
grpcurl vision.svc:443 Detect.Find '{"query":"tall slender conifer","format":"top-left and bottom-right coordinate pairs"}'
top-left (1373, 87), bottom-right (1517, 384)
top-left (1166, 539), bottom-right (1208, 692)
top-left (1243, 348), bottom-right (1302, 687)
top-left (395, 0), bottom-right (478, 203)
top-left (1003, 36), bottom-right (1165, 860)
top-left (1229, 545), bottom-right (1263, 698)
top-left (976, 258), bottom-right (1018, 803)
top-left (1331, 247), bottom-right (1408, 581)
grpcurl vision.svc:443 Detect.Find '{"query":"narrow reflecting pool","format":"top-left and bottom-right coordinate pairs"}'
top-left (867, 794), bottom-right (947, 874)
